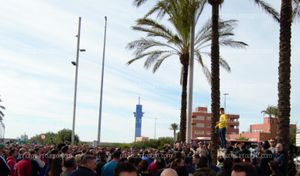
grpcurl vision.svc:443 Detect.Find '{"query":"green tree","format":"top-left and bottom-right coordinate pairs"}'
top-left (170, 123), bottom-right (178, 141)
top-left (128, 0), bottom-right (247, 142)
top-left (56, 129), bottom-right (79, 144)
top-left (261, 105), bottom-right (278, 118)
top-left (29, 129), bottom-right (80, 145)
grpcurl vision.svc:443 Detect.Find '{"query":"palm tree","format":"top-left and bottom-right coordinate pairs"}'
top-left (127, 6), bottom-right (247, 142)
top-left (170, 123), bottom-right (179, 141)
top-left (208, 0), bottom-right (223, 164)
top-left (251, 0), bottom-right (299, 153)
top-left (277, 0), bottom-right (293, 154)
top-left (261, 105), bottom-right (278, 118)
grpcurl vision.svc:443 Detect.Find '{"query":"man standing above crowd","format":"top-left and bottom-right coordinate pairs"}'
top-left (215, 108), bottom-right (227, 149)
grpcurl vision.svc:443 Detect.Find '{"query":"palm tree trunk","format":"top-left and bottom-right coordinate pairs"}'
top-left (209, 0), bottom-right (221, 164)
top-left (174, 129), bottom-right (176, 142)
top-left (180, 54), bottom-right (189, 142)
top-left (277, 0), bottom-right (292, 153)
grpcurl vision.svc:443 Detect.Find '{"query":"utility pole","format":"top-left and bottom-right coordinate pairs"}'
top-left (186, 6), bottom-right (195, 144)
top-left (97, 16), bottom-right (107, 146)
top-left (71, 17), bottom-right (82, 145)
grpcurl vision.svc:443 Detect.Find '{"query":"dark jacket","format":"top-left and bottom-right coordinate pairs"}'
top-left (274, 152), bottom-right (287, 176)
top-left (70, 166), bottom-right (97, 176)
top-left (259, 149), bottom-right (273, 176)
top-left (0, 155), bottom-right (10, 176)
top-left (193, 167), bottom-right (217, 176)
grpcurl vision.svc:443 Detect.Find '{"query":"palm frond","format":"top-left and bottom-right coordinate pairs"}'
top-left (0, 105), bottom-right (5, 110)
top-left (0, 111), bottom-right (4, 118)
top-left (195, 0), bottom-right (208, 24)
top-left (194, 51), bottom-right (211, 85)
top-left (127, 51), bottom-right (168, 65)
top-left (219, 39), bottom-right (248, 48)
top-left (152, 53), bottom-right (175, 73)
top-left (292, 0), bottom-right (300, 20)
top-left (252, 0), bottom-right (280, 22)
top-left (133, 0), bottom-right (148, 7)
top-left (201, 52), bottom-right (231, 73)
top-left (219, 57), bottom-right (231, 72)
top-left (195, 19), bottom-right (238, 48)
top-left (127, 38), bottom-right (179, 55)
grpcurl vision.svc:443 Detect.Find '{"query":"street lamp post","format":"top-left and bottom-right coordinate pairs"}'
top-left (186, 6), bottom-right (195, 144)
top-left (223, 93), bottom-right (229, 112)
top-left (71, 17), bottom-right (85, 145)
top-left (97, 16), bottom-right (107, 146)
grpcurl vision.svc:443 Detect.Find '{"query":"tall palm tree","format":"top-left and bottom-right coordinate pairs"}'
top-left (277, 0), bottom-right (293, 153)
top-left (127, 11), bottom-right (247, 142)
top-left (170, 123), bottom-right (179, 141)
top-left (208, 0), bottom-right (223, 164)
top-left (261, 105), bottom-right (278, 118)
top-left (251, 0), bottom-right (299, 153)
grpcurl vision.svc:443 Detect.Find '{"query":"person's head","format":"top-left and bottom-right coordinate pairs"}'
top-left (61, 146), bottom-right (69, 154)
top-left (218, 156), bottom-right (224, 163)
top-left (275, 143), bottom-right (283, 153)
top-left (220, 108), bottom-right (225, 114)
top-left (269, 138), bottom-right (276, 147)
top-left (192, 154), bottom-right (200, 165)
top-left (137, 160), bottom-right (148, 172)
top-left (155, 158), bottom-right (166, 170)
top-left (114, 162), bottom-right (138, 176)
top-left (81, 154), bottom-right (97, 171)
top-left (262, 141), bottom-right (270, 151)
top-left (197, 156), bottom-right (208, 168)
top-left (9, 148), bottom-right (18, 158)
top-left (161, 168), bottom-right (178, 176)
top-left (0, 144), bottom-right (5, 154)
top-left (231, 163), bottom-right (257, 176)
top-left (112, 151), bottom-right (121, 160)
top-left (171, 158), bottom-right (184, 169)
top-left (63, 157), bottom-right (77, 171)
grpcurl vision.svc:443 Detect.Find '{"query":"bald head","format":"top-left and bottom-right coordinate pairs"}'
top-left (161, 168), bottom-right (178, 176)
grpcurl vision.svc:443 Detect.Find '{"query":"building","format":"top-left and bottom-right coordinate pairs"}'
top-left (192, 107), bottom-right (240, 140)
top-left (133, 97), bottom-right (144, 141)
top-left (228, 117), bottom-right (297, 142)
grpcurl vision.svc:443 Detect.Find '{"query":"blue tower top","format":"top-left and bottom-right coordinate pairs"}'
top-left (134, 97), bottom-right (143, 140)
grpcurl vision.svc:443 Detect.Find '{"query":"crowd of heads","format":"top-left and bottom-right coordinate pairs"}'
top-left (0, 139), bottom-right (298, 176)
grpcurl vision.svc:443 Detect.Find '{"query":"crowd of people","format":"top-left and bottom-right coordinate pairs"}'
top-left (0, 139), bottom-right (298, 176)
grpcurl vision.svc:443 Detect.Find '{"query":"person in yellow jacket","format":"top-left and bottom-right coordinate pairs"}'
top-left (215, 108), bottom-right (227, 149)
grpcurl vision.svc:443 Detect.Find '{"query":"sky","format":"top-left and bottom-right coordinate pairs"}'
top-left (0, 0), bottom-right (299, 143)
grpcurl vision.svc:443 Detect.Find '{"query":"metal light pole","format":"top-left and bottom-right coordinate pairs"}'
top-left (97, 16), bottom-right (107, 146)
top-left (154, 117), bottom-right (157, 139)
top-left (186, 8), bottom-right (195, 144)
top-left (223, 93), bottom-right (229, 112)
top-left (71, 17), bottom-right (85, 145)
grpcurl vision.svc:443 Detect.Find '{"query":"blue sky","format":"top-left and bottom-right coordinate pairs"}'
top-left (0, 0), bottom-right (299, 143)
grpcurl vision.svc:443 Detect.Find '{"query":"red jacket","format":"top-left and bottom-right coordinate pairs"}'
top-left (15, 159), bottom-right (32, 176)
top-left (6, 156), bottom-right (16, 176)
